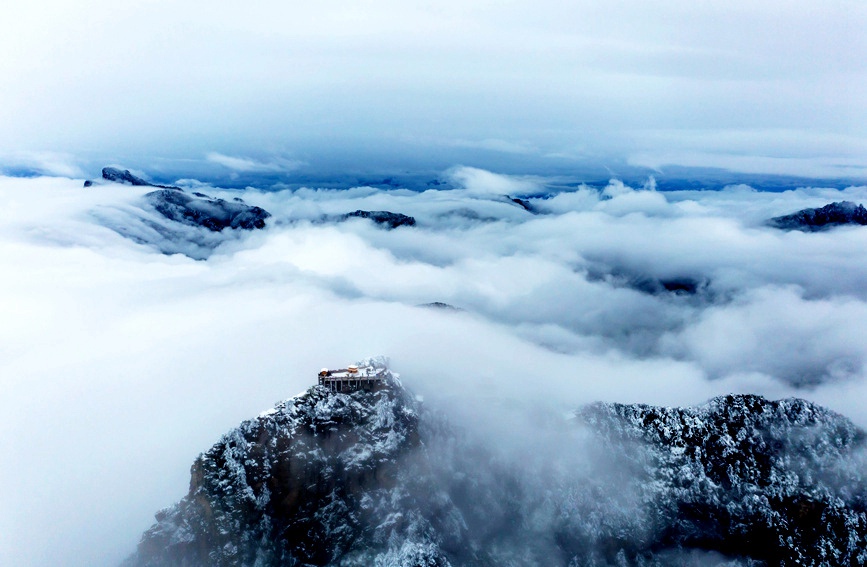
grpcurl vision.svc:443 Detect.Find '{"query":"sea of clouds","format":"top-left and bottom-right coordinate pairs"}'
top-left (2, 167), bottom-right (867, 566)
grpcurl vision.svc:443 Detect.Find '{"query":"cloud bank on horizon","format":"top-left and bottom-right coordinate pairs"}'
top-left (2, 169), bottom-right (867, 565)
top-left (0, 0), bottom-right (865, 179)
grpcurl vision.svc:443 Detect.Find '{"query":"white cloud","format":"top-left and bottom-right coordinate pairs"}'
top-left (0, 151), bottom-right (84, 178)
top-left (205, 152), bottom-right (303, 173)
top-left (4, 169), bottom-right (867, 565)
top-left (446, 166), bottom-right (541, 196)
top-left (662, 286), bottom-right (867, 386)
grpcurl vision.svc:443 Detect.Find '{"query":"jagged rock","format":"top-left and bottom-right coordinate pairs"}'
top-left (145, 189), bottom-right (271, 232)
top-left (341, 210), bottom-right (416, 229)
top-left (83, 179), bottom-right (93, 187)
top-left (768, 201), bottom-right (867, 231)
top-left (102, 167), bottom-right (182, 190)
top-left (102, 167), bottom-right (155, 186)
top-left (127, 368), bottom-right (867, 566)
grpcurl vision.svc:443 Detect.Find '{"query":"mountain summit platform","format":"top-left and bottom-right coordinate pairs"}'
top-left (318, 365), bottom-right (387, 393)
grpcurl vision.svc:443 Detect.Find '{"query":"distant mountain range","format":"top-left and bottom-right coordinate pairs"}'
top-left (64, 161), bottom-right (866, 193)
top-left (88, 166), bottom-right (867, 266)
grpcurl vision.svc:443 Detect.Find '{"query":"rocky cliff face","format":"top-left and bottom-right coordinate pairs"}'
top-left (127, 366), bottom-right (867, 567)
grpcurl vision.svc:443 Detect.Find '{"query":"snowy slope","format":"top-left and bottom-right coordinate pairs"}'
top-left (127, 365), bottom-right (867, 567)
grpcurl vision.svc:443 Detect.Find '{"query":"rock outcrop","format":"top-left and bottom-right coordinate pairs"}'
top-left (145, 189), bottom-right (270, 232)
top-left (90, 171), bottom-right (272, 257)
top-left (768, 201), bottom-right (867, 231)
top-left (102, 167), bottom-right (157, 186)
top-left (508, 196), bottom-right (535, 213)
top-left (340, 210), bottom-right (416, 229)
top-left (96, 167), bottom-right (182, 190)
top-left (418, 302), bottom-right (463, 311)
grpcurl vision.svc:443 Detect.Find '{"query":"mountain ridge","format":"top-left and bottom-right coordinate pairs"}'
top-left (126, 364), bottom-right (867, 566)
top-left (768, 201), bottom-right (867, 231)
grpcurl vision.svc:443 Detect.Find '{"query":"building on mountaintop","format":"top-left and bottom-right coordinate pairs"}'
top-left (318, 364), bottom-right (388, 393)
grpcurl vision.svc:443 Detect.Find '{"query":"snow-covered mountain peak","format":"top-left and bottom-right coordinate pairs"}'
top-left (127, 375), bottom-right (867, 566)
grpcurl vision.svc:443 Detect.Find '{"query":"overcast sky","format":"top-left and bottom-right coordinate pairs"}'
top-left (1, 0), bottom-right (865, 179)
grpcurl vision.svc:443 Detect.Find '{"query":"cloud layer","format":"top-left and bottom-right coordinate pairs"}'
top-left (2, 169), bottom-right (867, 565)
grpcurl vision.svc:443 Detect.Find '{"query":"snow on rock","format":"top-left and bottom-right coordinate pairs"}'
top-left (768, 201), bottom-right (867, 231)
top-left (144, 189), bottom-right (271, 232)
top-left (578, 394), bottom-right (867, 565)
top-left (125, 364), bottom-right (458, 566)
top-left (126, 367), bottom-right (867, 566)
